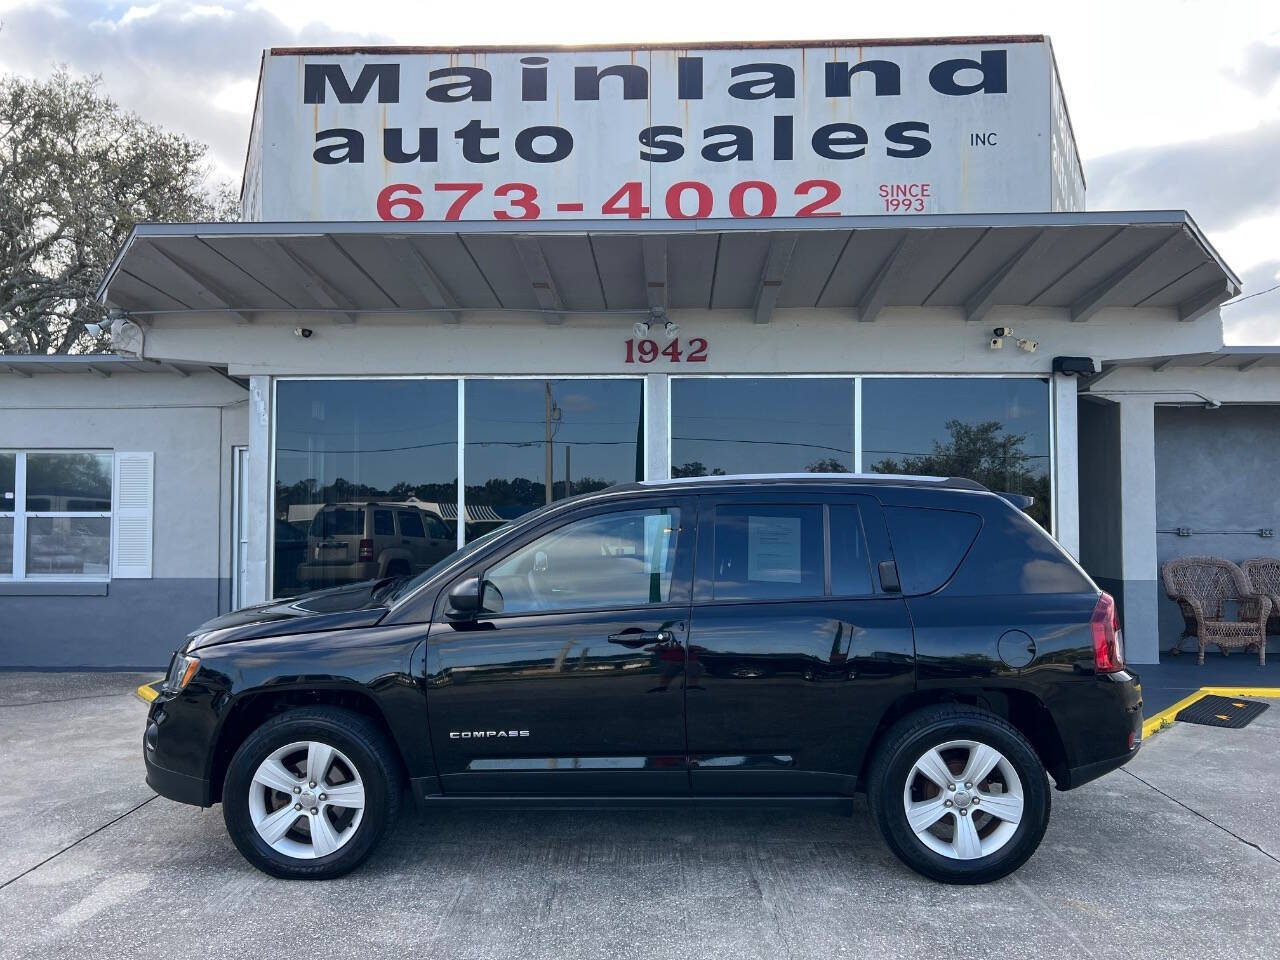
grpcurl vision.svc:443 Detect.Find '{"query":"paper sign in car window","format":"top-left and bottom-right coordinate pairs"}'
top-left (748, 515), bottom-right (802, 583)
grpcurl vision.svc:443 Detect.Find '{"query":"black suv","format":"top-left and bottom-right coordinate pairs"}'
top-left (143, 474), bottom-right (1141, 884)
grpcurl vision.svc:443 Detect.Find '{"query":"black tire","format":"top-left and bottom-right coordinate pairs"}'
top-left (385, 559), bottom-right (411, 577)
top-left (222, 706), bottom-right (402, 880)
top-left (867, 704), bottom-right (1050, 884)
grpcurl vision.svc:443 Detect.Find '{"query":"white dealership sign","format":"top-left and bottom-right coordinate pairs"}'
top-left (244, 39), bottom-right (1083, 222)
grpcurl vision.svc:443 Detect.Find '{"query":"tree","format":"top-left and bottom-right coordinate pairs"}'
top-left (871, 419), bottom-right (1052, 527)
top-left (805, 457), bottom-right (850, 473)
top-left (0, 70), bottom-right (236, 354)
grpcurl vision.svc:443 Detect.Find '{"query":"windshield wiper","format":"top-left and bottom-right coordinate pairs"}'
top-left (370, 575), bottom-right (407, 602)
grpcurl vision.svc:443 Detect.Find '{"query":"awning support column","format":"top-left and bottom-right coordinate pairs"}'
top-left (245, 375), bottom-right (272, 605)
top-left (1052, 373), bottom-right (1080, 559)
top-left (1117, 396), bottom-right (1159, 664)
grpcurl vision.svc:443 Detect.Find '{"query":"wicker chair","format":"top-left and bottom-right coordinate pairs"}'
top-left (1242, 558), bottom-right (1280, 638)
top-left (1160, 556), bottom-right (1271, 665)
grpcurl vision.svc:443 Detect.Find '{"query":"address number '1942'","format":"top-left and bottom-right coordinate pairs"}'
top-left (625, 337), bottom-right (708, 364)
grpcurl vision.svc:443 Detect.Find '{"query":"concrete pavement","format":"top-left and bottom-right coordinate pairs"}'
top-left (1, 672), bottom-right (1278, 960)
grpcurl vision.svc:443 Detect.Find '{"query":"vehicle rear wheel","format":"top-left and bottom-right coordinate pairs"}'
top-left (867, 704), bottom-right (1050, 884)
top-left (222, 706), bottom-right (401, 879)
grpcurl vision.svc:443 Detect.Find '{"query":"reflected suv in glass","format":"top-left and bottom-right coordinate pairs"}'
top-left (296, 501), bottom-right (454, 586)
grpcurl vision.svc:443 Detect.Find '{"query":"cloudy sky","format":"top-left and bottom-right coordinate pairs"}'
top-left (2, 0), bottom-right (1277, 341)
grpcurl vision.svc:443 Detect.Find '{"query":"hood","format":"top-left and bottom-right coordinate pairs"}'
top-left (185, 578), bottom-right (397, 652)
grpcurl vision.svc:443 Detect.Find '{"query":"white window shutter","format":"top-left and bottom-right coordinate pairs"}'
top-left (112, 452), bottom-right (154, 579)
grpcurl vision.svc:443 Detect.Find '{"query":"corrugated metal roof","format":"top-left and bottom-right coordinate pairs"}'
top-left (96, 211), bottom-right (1240, 327)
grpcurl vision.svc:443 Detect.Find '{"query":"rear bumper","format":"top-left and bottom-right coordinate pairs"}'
top-left (1055, 669), bottom-right (1143, 790)
top-left (297, 561), bottom-right (377, 583)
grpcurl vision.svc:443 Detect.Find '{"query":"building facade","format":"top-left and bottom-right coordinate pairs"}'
top-left (2, 37), bottom-right (1276, 668)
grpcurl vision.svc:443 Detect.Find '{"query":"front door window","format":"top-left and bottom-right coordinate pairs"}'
top-left (485, 507), bottom-right (681, 615)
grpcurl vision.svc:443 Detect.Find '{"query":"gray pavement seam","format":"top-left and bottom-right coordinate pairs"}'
top-left (0, 693), bottom-right (136, 708)
top-left (1121, 768), bottom-right (1280, 865)
top-left (0, 795), bottom-right (157, 893)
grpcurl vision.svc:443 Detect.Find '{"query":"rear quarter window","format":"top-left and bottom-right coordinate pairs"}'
top-left (884, 506), bottom-right (981, 595)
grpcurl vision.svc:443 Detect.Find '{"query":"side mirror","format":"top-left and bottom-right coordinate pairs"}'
top-left (446, 577), bottom-right (504, 618)
top-left (446, 577), bottom-right (483, 617)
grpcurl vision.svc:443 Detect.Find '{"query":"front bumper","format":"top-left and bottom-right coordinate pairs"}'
top-left (143, 696), bottom-right (216, 808)
top-left (144, 749), bottom-right (212, 806)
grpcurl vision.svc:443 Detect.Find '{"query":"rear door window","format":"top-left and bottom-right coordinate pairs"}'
top-left (374, 509), bottom-right (395, 536)
top-left (712, 504), bottom-right (823, 600)
top-left (312, 507), bottom-right (361, 537)
top-left (884, 506), bottom-right (981, 594)
top-left (399, 511), bottom-right (427, 539)
top-left (829, 505), bottom-right (874, 597)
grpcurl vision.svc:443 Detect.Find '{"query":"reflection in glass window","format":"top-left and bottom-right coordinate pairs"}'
top-left (862, 378), bottom-right (1052, 530)
top-left (0, 453), bottom-right (12, 576)
top-left (1, 452), bottom-right (14, 505)
top-left (273, 380), bottom-right (458, 597)
top-left (486, 507), bottom-right (680, 614)
top-left (26, 516), bottom-right (111, 577)
top-left (26, 453), bottom-right (112, 511)
top-left (0, 517), bottom-right (12, 576)
top-left (712, 504), bottom-right (824, 600)
top-left (670, 378), bottom-right (854, 477)
top-left (464, 380), bottom-right (643, 541)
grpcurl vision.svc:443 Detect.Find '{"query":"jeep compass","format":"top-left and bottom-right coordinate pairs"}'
top-left (142, 474), bottom-right (1141, 884)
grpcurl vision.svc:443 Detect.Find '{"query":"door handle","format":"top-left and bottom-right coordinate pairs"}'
top-left (608, 629), bottom-right (674, 647)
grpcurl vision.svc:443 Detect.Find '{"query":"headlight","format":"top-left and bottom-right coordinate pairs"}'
top-left (164, 653), bottom-right (201, 692)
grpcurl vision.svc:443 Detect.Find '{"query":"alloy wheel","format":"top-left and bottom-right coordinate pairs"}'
top-left (901, 739), bottom-right (1024, 860)
top-left (247, 740), bottom-right (366, 859)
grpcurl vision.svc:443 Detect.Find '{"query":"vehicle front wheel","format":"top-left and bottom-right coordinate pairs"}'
top-left (867, 705), bottom-right (1050, 884)
top-left (222, 706), bottom-right (401, 879)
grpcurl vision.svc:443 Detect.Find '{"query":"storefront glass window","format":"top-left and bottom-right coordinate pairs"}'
top-left (669, 378), bottom-right (854, 476)
top-left (464, 379), bottom-right (644, 542)
top-left (861, 378), bottom-right (1052, 530)
top-left (273, 379), bottom-right (458, 597)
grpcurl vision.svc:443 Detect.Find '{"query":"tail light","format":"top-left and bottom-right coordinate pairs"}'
top-left (1091, 592), bottom-right (1125, 673)
top-left (358, 538), bottom-right (374, 562)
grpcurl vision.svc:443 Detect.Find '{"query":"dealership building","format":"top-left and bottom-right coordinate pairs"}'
top-left (2, 36), bottom-right (1278, 669)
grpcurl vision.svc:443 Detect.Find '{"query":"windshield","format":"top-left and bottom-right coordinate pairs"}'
top-left (385, 520), bottom-right (515, 603)
top-left (384, 491), bottom-right (614, 605)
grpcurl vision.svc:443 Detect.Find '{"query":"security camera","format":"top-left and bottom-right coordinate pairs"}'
top-left (632, 321), bottom-right (651, 338)
top-left (993, 327), bottom-right (1013, 338)
top-left (663, 320), bottom-right (680, 342)
top-left (1018, 339), bottom-right (1038, 353)
top-left (294, 327), bottom-right (313, 339)
top-left (989, 337), bottom-right (1004, 350)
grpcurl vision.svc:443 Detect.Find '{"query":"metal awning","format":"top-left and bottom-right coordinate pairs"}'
top-left (0, 355), bottom-right (221, 378)
top-left (1099, 346), bottom-right (1280, 373)
top-left (96, 211), bottom-right (1240, 327)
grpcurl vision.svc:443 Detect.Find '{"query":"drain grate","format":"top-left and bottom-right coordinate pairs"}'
top-left (1176, 695), bottom-right (1269, 729)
